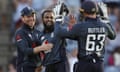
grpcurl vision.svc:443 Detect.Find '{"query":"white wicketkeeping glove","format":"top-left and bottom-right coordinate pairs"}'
top-left (53, 2), bottom-right (69, 22)
top-left (98, 2), bottom-right (110, 24)
top-left (98, 2), bottom-right (109, 19)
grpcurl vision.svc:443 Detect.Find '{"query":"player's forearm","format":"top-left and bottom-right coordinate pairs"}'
top-left (106, 23), bottom-right (116, 40)
top-left (54, 21), bottom-right (77, 40)
top-left (33, 46), bottom-right (42, 54)
top-left (33, 44), bottom-right (53, 54)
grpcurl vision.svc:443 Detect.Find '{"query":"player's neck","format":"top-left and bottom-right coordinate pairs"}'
top-left (86, 15), bottom-right (96, 19)
top-left (84, 13), bottom-right (96, 19)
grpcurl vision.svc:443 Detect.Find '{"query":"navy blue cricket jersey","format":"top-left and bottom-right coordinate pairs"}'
top-left (15, 24), bottom-right (43, 67)
top-left (41, 29), bottom-right (67, 66)
top-left (54, 17), bottom-right (116, 60)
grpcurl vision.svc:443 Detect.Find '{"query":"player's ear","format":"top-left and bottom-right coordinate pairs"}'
top-left (21, 16), bottom-right (24, 22)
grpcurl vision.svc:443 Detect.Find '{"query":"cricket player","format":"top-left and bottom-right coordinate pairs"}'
top-left (53, 1), bottom-right (116, 72)
top-left (15, 7), bottom-right (53, 72)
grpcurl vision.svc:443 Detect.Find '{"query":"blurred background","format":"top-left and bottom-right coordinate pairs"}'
top-left (0, 0), bottom-right (120, 72)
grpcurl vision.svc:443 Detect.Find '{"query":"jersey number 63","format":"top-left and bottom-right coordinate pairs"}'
top-left (86, 34), bottom-right (106, 52)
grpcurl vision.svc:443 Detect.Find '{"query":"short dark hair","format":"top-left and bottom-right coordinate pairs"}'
top-left (41, 9), bottom-right (54, 18)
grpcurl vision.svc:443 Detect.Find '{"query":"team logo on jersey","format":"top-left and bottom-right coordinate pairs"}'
top-left (16, 35), bottom-right (22, 42)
